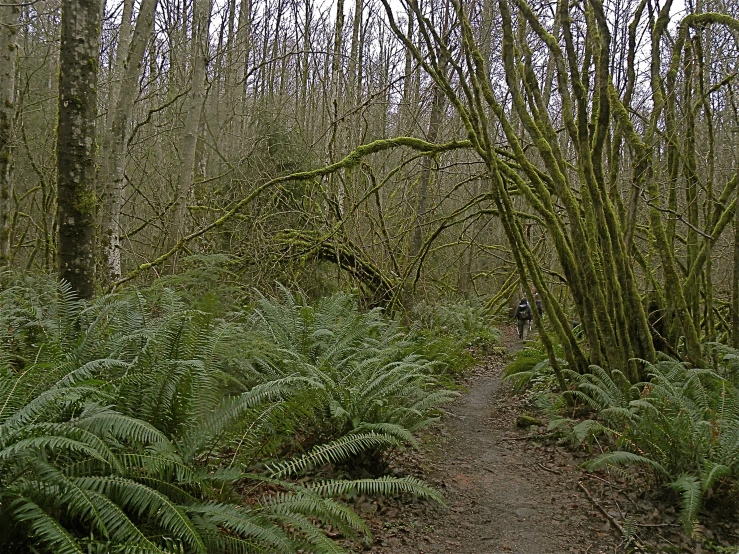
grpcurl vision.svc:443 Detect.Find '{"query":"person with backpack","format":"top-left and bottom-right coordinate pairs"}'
top-left (533, 291), bottom-right (544, 317)
top-left (515, 296), bottom-right (533, 339)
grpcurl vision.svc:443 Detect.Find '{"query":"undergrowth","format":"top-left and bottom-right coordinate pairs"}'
top-left (565, 352), bottom-right (739, 535)
top-left (243, 287), bottom-right (460, 455)
top-left (504, 339), bottom-right (739, 538)
top-left (410, 298), bottom-right (502, 374)
top-left (0, 274), bottom-right (456, 553)
top-left (502, 341), bottom-right (566, 397)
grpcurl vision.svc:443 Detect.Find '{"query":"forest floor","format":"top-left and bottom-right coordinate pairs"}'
top-left (352, 326), bottom-right (728, 554)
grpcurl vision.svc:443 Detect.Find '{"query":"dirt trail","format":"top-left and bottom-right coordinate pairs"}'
top-left (368, 328), bottom-right (619, 554)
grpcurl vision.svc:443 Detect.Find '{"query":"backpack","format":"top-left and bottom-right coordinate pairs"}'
top-left (534, 296), bottom-right (543, 316)
top-left (516, 299), bottom-right (532, 320)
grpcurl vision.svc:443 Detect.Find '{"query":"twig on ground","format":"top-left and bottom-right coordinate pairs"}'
top-left (578, 481), bottom-right (647, 553)
top-left (583, 472), bottom-right (621, 487)
top-left (499, 432), bottom-right (557, 441)
top-left (537, 462), bottom-right (561, 475)
top-left (633, 522), bottom-right (680, 528)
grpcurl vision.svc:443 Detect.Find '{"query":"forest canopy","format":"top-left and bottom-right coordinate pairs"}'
top-left (0, 0), bottom-right (738, 375)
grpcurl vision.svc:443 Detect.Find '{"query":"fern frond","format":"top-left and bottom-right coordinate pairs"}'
top-left (267, 511), bottom-right (346, 554)
top-left (268, 433), bottom-right (400, 478)
top-left (263, 492), bottom-right (368, 539)
top-left (9, 496), bottom-right (84, 554)
top-left (670, 474), bottom-right (702, 532)
top-left (187, 502), bottom-right (294, 552)
top-left (585, 451), bottom-right (666, 475)
top-left (352, 422), bottom-right (418, 446)
top-left (0, 433), bottom-right (110, 465)
top-left (71, 476), bottom-right (206, 553)
top-left (572, 419), bottom-right (609, 444)
top-left (79, 490), bottom-right (165, 550)
top-left (178, 377), bottom-right (307, 460)
top-left (72, 404), bottom-right (168, 445)
top-left (701, 462), bottom-right (730, 492)
top-left (307, 475), bottom-right (444, 504)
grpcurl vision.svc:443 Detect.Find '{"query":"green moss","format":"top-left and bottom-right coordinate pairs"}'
top-left (516, 414), bottom-right (543, 428)
top-left (75, 187), bottom-right (96, 216)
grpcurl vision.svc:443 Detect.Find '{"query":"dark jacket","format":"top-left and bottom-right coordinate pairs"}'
top-left (516, 299), bottom-right (532, 321)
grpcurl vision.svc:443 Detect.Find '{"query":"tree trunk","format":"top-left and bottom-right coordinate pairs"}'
top-left (57, 0), bottom-right (104, 298)
top-left (407, 62), bottom-right (448, 297)
top-left (397, 9), bottom-right (415, 135)
top-left (346, 0), bottom-right (363, 147)
top-left (101, 0), bottom-right (159, 286)
top-left (106, 0), bottom-right (134, 131)
top-left (173, 0), bottom-right (210, 240)
top-left (0, 0), bottom-right (19, 268)
top-left (299, 0), bottom-right (312, 130)
top-left (331, 0), bottom-right (345, 86)
top-left (235, 0), bottom-right (253, 137)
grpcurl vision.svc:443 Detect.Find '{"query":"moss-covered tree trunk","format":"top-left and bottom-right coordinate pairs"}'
top-left (0, 0), bottom-right (19, 268)
top-left (375, 0), bottom-right (739, 377)
top-left (57, 0), bottom-right (104, 298)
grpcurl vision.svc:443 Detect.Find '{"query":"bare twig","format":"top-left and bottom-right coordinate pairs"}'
top-left (578, 481), bottom-right (647, 553)
top-left (536, 462), bottom-right (561, 475)
top-left (634, 522), bottom-right (680, 528)
top-left (111, 137), bottom-right (472, 290)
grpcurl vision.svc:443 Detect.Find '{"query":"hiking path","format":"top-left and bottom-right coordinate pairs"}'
top-left (364, 326), bottom-right (621, 554)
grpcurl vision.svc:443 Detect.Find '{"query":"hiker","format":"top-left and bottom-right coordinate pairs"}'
top-left (515, 296), bottom-right (533, 339)
top-left (533, 291), bottom-right (543, 317)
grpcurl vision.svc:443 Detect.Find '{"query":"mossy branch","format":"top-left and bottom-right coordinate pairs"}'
top-left (111, 137), bottom-right (471, 290)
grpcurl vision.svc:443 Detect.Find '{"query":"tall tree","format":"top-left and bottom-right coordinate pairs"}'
top-left (173, 0), bottom-right (211, 240)
top-left (0, 0), bottom-right (20, 268)
top-left (57, 0), bottom-right (104, 298)
top-left (100, 0), bottom-right (159, 285)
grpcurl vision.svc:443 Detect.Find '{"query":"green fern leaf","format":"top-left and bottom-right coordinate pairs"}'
top-left (670, 474), bottom-right (702, 532)
top-left (10, 497), bottom-right (84, 554)
top-left (586, 451), bottom-right (666, 475)
top-left (268, 433), bottom-right (400, 477)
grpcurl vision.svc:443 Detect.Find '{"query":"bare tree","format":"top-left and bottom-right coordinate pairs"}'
top-left (100, 0), bottom-right (159, 285)
top-left (173, 0), bottom-right (211, 240)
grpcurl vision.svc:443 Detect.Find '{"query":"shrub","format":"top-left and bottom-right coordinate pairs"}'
top-left (411, 298), bottom-right (502, 353)
top-left (570, 353), bottom-right (739, 533)
top-left (245, 287), bottom-right (459, 450)
top-left (0, 278), bottom-right (445, 553)
top-left (406, 298), bottom-right (502, 376)
top-left (502, 342), bottom-right (566, 394)
top-left (147, 254), bottom-right (245, 315)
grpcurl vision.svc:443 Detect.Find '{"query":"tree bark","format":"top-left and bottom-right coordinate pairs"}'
top-left (408, 82), bottom-right (446, 268)
top-left (106, 0), bottom-right (134, 131)
top-left (101, 0), bottom-right (158, 285)
top-left (173, 0), bottom-right (210, 240)
top-left (57, 0), bottom-right (104, 298)
top-left (235, 0), bottom-right (253, 137)
top-left (397, 9), bottom-right (416, 135)
top-left (0, 0), bottom-right (20, 268)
